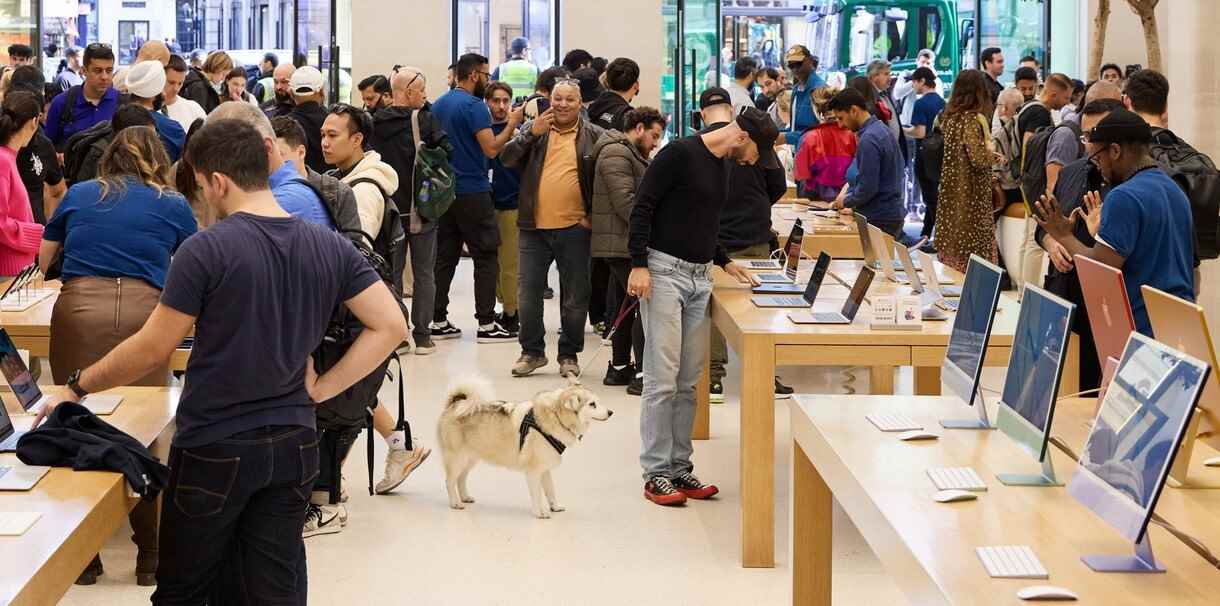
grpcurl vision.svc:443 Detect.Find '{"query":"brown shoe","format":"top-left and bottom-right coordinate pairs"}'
top-left (512, 354), bottom-right (548, 377)
top-left (558, 357), bottom-right (580, 379)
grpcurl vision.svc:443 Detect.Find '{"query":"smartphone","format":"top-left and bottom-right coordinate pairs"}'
top-left (535, 97), bottom-right (550, 114)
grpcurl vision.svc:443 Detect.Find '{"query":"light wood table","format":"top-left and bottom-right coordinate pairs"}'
top-left (705, 259), bottom-right (1081, 568)
top-left (1, 281), bottom-right (191, 370)
top-left (771, 204), bottom-right (863, 260)
top-left (790, 394), bottom-right (1220, 605)
top-left (0, 387), bottom-right (178, 605)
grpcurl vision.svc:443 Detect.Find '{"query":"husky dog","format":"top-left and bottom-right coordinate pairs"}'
top-left (437, 380), bottom-right (612, 518)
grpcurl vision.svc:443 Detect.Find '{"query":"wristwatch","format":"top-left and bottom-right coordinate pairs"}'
top-left (67, 369), bottom-right (89, 399)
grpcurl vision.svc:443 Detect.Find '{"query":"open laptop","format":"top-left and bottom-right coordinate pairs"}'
top-left (0, 329), bottom-right (123, 416)
top-left (852, 213), bottom-right (881, 268)
top-left (788, 265), bottom-right (875, 325)
top-left (895, 246), bottom-right (950, 321)
top-left (752, 220), bottom-right (804, 282)
top-left (0, 395), bottom-right (51, 489)
top-left (739, 221), bottom-right (799, 272)
top-left (752, 252), bottom-right (831, 308)
top-left (917, 250), bottom-right (962, 310)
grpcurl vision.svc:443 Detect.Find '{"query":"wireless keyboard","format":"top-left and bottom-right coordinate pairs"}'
top-left (927, 467), bottom-right (988, 491)
top-left (866, 413), bottom-right (922, 432)
top-left (975, 545), bottom-right (1049, 579)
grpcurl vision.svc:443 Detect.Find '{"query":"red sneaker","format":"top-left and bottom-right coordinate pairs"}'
top-left (672, 472), bottom-right (719, 499)
top-left (644, 476), bottom-right (688, 506)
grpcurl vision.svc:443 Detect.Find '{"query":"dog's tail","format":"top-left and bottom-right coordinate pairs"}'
top-left (444, 378), bottom-right (498, 418)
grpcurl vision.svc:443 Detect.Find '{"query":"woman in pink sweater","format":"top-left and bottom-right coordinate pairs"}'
top-left (0, 90), bottom-right (43, 276)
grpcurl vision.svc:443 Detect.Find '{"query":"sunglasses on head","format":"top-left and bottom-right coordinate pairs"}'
top-left (786, 61), bottom-right (804, 71)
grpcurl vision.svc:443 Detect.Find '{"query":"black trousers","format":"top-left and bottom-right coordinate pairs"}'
top-left (152, 425), bottom-right (317, 605)
top-left (434, 192), bottom-right (501, 326)
top-left (589, 257), bottom-right (610, 325)
top-left (915, 157), bottom-right (939, 239)
top-left (605, 258), bottom-right (645, 368)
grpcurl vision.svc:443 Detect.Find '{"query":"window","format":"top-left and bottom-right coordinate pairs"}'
top-left (453, 0), bottom-right (556, 71)
top-left (849, 7), bottom-right (909, 67)
top-left (118, 20), bottom-right (150, 64)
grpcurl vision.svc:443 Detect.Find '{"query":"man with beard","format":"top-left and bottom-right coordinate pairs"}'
top-left (430, 53), bottom-right (518, 342)
top-left (262, 63), bottom-right (296, 118)
top-left (357, 74), bottom-right (392, 114)
top-left (500, 77), bottom-right (603, 378)
top-left (1034, 107), bottom-right (1195, 337)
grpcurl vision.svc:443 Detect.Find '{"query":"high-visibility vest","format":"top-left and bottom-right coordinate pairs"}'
top-left (258, 76), bottom-right (275, 103)
top-left (495, 59), bottom-right (539, 99)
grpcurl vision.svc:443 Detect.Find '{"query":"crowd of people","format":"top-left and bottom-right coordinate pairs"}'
top-left (0, 34), bottom-right (1210, 602)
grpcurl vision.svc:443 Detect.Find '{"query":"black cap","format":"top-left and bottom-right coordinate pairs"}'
top-left (736, 107), bottom-right (780, 169)
top-left (1087, 108), bottom-right (1152, 145)
top-left (699, 87), bottom-right (731, 110)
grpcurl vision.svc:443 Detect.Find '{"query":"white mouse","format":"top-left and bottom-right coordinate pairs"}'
top-left (1016, 585), bottom-right (1078, 601)
top-left (898, 430), bottom-right (940, 441)
top-left (1203, 456), bottom-right (1220, 468)
top-left (932, 489), bottom-right (977, 503)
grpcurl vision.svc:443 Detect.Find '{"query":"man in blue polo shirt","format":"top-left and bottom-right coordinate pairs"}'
top-left (45, 43), bottom-right (118, 149)
top-left (1034, 108), bottom-right (1195, 335)
top-left (782, 45), bottom-right (826, 147)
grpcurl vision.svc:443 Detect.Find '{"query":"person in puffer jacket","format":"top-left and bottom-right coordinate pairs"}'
top-left (793, 87), bottom-right (856, 201)
top-left (590, 107), bottom-right (665, 393)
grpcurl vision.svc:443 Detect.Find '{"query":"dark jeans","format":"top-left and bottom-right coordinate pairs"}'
top-left (605, 258), bottom-right (645, 367)
top-left (519, 226), bottom-right (590, 359)
top-left (152, 426), bottom-right (317, 606)
top-left (915, 158), bottom-right (939, 239)
top-left (435, 192), bottom-right (501, 326)
top-left (589, 257), bottom-right (609, 325)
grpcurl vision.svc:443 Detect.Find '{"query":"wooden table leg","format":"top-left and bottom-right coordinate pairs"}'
top-left (914, 365), bottom-right (941, 396)
top-left (694, 346), bottom-right (710, 440)
top-left (741, 339), bottom-right (776, 567)
top-left (792, 441), bottom-right (832, 606)
top-left (870, 366), bottom-right (895, 395)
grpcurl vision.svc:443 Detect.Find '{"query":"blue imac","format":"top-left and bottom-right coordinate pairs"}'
top-left (940, 255), bottom-right (1005, 429)
top-left (1067, 332), bottom-right (1210, 573)
top-left (994, 286), bottom-right (1076, 486)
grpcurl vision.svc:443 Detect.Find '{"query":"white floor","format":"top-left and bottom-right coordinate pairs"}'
top-left (62, 259), bottom-right (929, 605)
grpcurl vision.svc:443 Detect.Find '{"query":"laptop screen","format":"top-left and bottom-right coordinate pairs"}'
top-left (944, 256), bottom-right (1003, 404)
top-left (841, 266), bottom-right (875, 320)
top-left (853, 213), bottom-right (877, 267)
top-left (0, 329), bottom-right (42, 411)
top-left (784, 220), bottom-right (805, 280)
top-left (1001, 286), bottom-right (1074, 434)
top-left (803, 253), bottom-right (831, 303)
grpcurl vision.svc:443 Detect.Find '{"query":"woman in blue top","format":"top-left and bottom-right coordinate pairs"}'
top-left (38, 126), bottom-right (195, 584)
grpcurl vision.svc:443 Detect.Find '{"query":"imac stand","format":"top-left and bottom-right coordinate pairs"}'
top-left (940, 391), bottom-right (997, 430)
top-left (1082, 533), bottom-right (1166, 573)
top-left (998, 453), bottom-right (1063, 487)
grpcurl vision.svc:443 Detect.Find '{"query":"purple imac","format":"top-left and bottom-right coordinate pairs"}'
top-left (1067, 332), bottom-right (1210, 573)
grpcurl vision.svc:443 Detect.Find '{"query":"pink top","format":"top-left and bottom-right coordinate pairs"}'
top-left (0, 145), bottom-right (42, 276)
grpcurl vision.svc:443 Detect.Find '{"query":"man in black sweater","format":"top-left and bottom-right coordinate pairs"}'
top-left (627, 105), bottom-right (771, 507)
top-left (696, 88), bottom-right (791, 401)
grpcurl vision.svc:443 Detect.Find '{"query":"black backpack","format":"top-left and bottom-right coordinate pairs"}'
top-left (347, 177), bottom-right (408, 297)
top-left (1149, 128), bottom-right (1220, 259)
top-left (920, 116), bottom-right (944, 183)
top-left (63, 121), bottom-right (112, 185)
top-left (56, 86), bottom-right (82, 143)
top-left (1020, 121), bottom-right (1082, 208)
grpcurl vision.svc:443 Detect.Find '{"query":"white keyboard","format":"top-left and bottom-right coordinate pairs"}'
top-left (927, 467), bottom-right (988, 491)
top-left (0, 511), bottom-right (41, 536)
top-left (975, 545), bottom-right (1049, 579)
top-left (742, 260), bottom-right (781, 270)
top-left (866, 413), bottom-right (922, 432)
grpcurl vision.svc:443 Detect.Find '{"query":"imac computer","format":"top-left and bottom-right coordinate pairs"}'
top-left (1067, 332), bottom-right (1209, 573)
top-left (940, 255), bottom-right (1004, 430)
top-left (1142, 285), bottom-right (1220, 488)
top-left (994, 286), bottom-right (1076, 486)
top-left (1076, 255), bottom-right (1136, 398)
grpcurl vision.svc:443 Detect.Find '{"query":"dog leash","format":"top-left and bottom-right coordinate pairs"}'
top-left (572, 295), bottom-right (640, 382)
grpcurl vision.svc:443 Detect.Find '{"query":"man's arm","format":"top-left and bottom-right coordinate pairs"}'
top-left (1045, 162), bottom-right (1063, 196)
top-left (904, 124), bottom-right (926, 139)
top-left (475, 105), bottom-right (524, 159)
top-left (763, 163), bottom-right (787, 203)
top-left (45, 96), bottom-right (64, 147)
top-left (1032, 193), bottom-right (1126, 269)
top-left (628, 145), bottom-right (679, 267)
top-left (498, 122), bottom-right (538, 169)
top-left (43, 180), bottom-right (66, 220)
top-left (306, 280), bottom-right (408, 403)
top-left (842, 139), bottom-right (879, 208)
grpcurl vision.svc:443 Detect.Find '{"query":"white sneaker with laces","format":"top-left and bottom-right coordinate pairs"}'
top-left (303, 503), bottom-right (344, 537)
top-left (375, 441), bottom-right (432, 495)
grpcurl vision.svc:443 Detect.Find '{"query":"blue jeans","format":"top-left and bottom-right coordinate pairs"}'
top-left (638, 249), bottom-right (713, 480)
top-left (152, 426), bottom-right (317, 605)
top-left (518, 225), bottom-right (591, 359)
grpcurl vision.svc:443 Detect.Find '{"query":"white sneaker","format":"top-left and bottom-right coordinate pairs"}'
top-left (375, 441), bottom-right (432, 495)
top-left (303, 503), bottom-right (344, 537)
top-left (414, 341), bottom-right (437, 356)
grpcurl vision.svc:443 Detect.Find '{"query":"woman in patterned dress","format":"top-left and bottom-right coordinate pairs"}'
top-left (935, 69), bottom-right (999, 273)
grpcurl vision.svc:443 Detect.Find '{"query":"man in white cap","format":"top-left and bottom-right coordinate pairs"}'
top-left (126, 60), bottom-right (186, 160)
top-left (289, 65), bottom-right (329, 173)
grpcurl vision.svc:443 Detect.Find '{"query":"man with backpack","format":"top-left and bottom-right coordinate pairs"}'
top-left (64, 103), bottom-right (155, 185)
top-left (903, 67), bottom-right (944, 246)
top-left (45, 43), bottom-right (118, 149)
top-left (1015, 73), bottom-right (1076, 294)
top-left (371, 67), bottom-right (454, 355)
top-left (1125, 68), bottom-right (1220, 268)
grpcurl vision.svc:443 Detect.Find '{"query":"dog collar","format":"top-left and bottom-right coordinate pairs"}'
top-left (519, 409), bottom-right (567, 455)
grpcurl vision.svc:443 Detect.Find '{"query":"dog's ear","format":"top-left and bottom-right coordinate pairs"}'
top-left (562, 388), bottom-right (587, 412)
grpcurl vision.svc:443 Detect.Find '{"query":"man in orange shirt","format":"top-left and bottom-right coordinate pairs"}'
top-left (500, 78), bottom-right (604, 377)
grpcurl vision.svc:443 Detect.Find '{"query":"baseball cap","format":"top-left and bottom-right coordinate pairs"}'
top-left (290, 66), bottom-right (324, 95)
top-left (785, 45), bottom-right (812, 64)
top-left (736, 107), bottom-right (780, 169)
top-left (699, 87), bottom-right (731, 110)
top-left (126, 61), bottom-right (167, 99)
top-left (511, 36), bottom-right (530, 54)
top-left (1086, 108), bottom-right (1152, 145)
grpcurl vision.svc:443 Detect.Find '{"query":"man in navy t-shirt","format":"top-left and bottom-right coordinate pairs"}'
top-left (904, 67), bottom-right (945, 243)
top-left (34, 120), bottom-right (407, 602)
top-left (429, 53), bottom-right (520, 343)
top-left (1034, 108), bottom-right (1195, 335)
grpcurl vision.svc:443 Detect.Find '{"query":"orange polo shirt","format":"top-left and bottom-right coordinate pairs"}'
top-left (534, 122), bottom-right (584, 229)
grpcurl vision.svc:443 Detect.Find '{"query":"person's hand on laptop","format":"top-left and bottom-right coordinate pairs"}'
top-left (724, 261), bottom-right (761, 287)
top-left (31, 387), bottom-right (80, 429)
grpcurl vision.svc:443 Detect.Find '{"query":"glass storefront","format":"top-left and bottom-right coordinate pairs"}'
top-left (1, 0), bottom-right (36, 64)
top-left (977, 0), bottom-right (1048, 81)
top-left (661, 0), bottom-right (718, 139)
top-left (453, 0), bottom-right (557, 71)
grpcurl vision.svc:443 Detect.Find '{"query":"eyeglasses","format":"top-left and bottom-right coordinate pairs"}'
top-left (786, 61), bottom-right (804, 71)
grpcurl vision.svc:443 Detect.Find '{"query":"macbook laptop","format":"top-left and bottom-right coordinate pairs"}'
top-left (789, 266), bottom-right (875, 325)
top-left (752, 253), bottom-right (831, 308)
top-left (917, 250), bottom-right (962, 310)
top-left (0, 394), bottom-right (52, 490)
top-left (754, 220), bottom-right (805, 282)
top-left (0, 329), bottom-right (123, 416)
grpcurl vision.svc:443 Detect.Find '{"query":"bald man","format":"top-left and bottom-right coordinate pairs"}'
top-left (136, 40), bottom-right (171, 66)
top-left (262, 63), bottom-right (297, 117)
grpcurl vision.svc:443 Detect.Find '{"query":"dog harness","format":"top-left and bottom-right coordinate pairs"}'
top-left (519, 409), bottom-right (567, 455)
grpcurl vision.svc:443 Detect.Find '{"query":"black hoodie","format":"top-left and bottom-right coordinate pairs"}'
top-left (369, 103), bottom-right (450, 219)
top-left (588, 90), bottom-right (632, 131)
top-left (291, 101), bottom-right (330, 174)
top-left (180, 67), bottom-right (221, 114)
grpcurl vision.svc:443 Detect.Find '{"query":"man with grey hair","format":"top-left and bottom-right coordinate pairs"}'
top-left (867, 59), bottom-right (904, 150)
top-left (209, 101), bottom-right (334, 227)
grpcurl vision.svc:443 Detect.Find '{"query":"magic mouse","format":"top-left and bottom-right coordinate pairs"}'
top-left (898, 430), bottom-right (940, 441)
top-left (1017, 585), bottom-right (1078, 601)
top-left (932, 489), bottom-right (977, 503)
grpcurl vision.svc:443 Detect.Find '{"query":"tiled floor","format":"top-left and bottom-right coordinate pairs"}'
top-left (62, 259), bottom-right (922, 605)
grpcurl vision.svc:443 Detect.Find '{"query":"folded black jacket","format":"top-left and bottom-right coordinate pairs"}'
top-left (17, 402), bottom-right (169, 500)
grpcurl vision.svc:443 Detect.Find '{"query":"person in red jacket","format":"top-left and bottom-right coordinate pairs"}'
top-left (793, 87), bottom-right (856, 201)
top-left (0, 90), bottom-right (43, 277)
